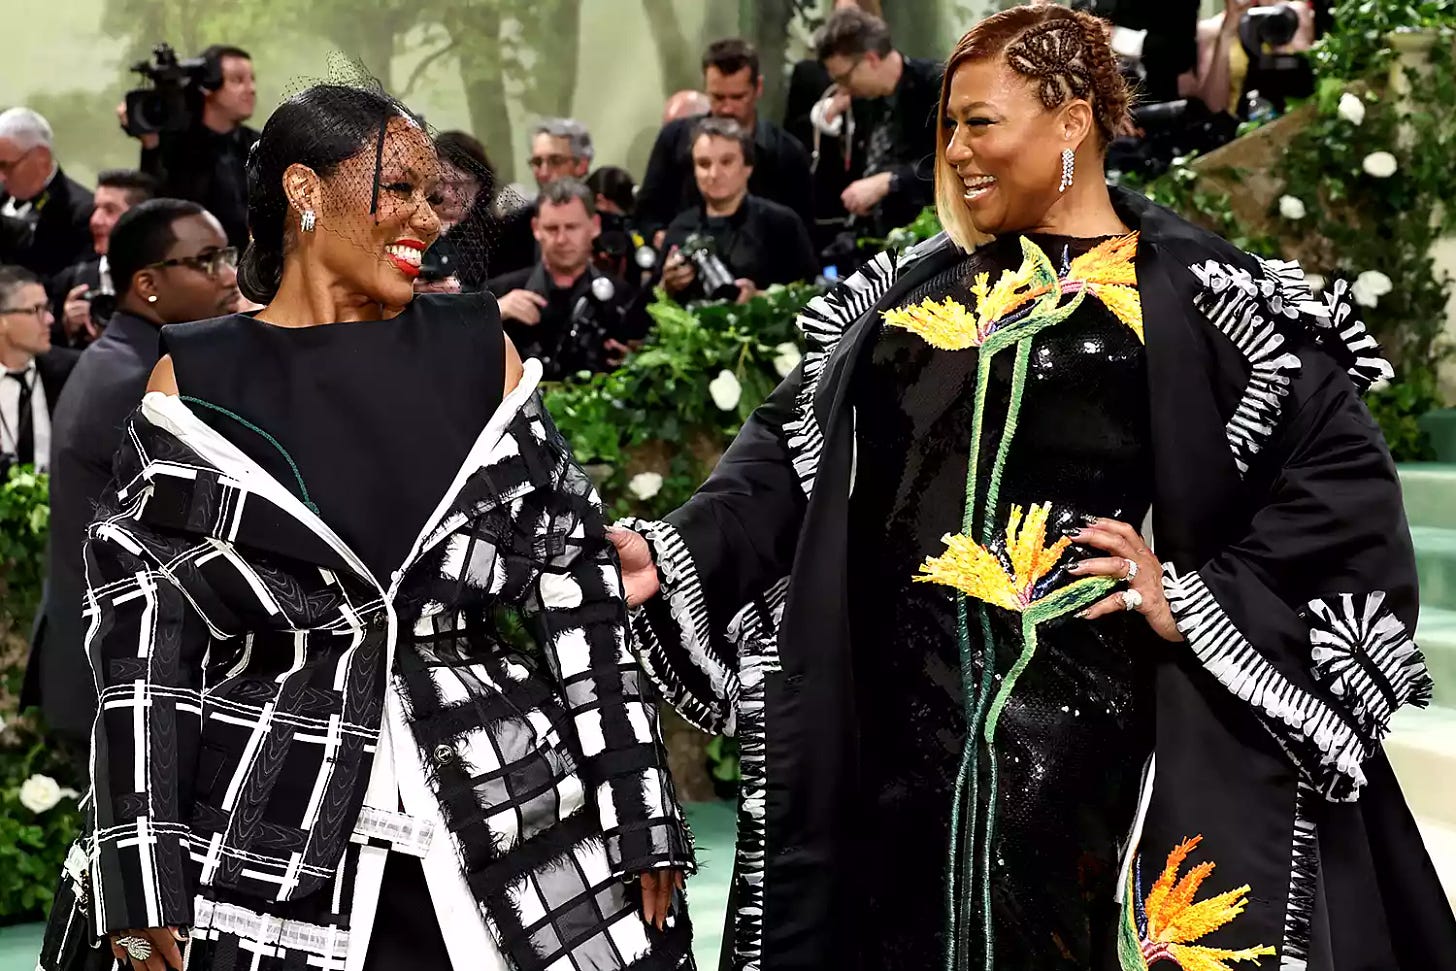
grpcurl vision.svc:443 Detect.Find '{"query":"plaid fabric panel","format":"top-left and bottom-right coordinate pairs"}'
top-left (83, 417), bottom-right (391, 935)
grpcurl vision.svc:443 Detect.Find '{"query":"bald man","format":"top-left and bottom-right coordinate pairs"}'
top-left (663, 90), bottom-right (710, 124)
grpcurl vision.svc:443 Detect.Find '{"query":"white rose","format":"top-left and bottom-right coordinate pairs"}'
top-left (627, 472), bottom-right (663, 502)
top-left (1368, 376), bottom-right (1392, 394)
top-left (772, 342), bottom-right (802, 378)
top-left (1352, 270), bottom-right (1394, 307)
top-left (1337, 92), bottom-right (1366, 126)
top-left (18, 774), bottom-right (62, 813)
top-left (709, 369), bottom-right (742, 411)
top-left (1304, 272), bottom-right (1326, 293)
top-left (1362, 151), bottom-right (1398, 178)
top-left (1278, 195), bottom-right (1307, 221)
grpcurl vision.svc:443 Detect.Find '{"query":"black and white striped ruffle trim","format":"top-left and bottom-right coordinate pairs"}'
top-left (726, 577), bottom-right (789, 971)
top-left (1280, 780), bottom-right (1318, 971)
top-left (620, 517), bottom-right (738, 736)
top-left (1162, 564), bottom-right (1372, 801)
top-left (1305, 591), bottom-right (1433, 742)
top-left (784, 248), bottom-right (902, 497)
top-left (1190, 259), bottom-right (1303, 476)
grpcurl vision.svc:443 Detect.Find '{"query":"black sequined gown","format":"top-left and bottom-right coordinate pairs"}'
top-left (846, 233), bottom-right (1157, 969)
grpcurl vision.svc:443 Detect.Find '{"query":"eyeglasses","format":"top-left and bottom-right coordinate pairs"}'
top-left (0, 303), bottom-right (48, 318)
top-left (828, 56), bottom-right (864, 87)
top-left (528, 153), bottom-right (573, 170)
top-left (146, 247), bottom-right (238, 278)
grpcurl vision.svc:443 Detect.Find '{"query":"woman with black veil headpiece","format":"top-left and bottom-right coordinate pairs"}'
top-left (39, 80), bottom-right (696, 971)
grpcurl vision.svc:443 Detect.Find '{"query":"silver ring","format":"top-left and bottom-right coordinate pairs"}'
top-left (1123, 558), bottom-right (1139, 581)
top-left (117, 936), bottom-right (152, 962)
top-left (1122, 589), bottom-right (1145, 612)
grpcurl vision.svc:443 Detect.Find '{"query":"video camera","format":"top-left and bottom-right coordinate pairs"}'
top-left (123, 43), bottom-right (222, 137)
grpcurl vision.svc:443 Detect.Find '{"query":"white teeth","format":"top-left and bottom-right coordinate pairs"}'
top-left (386, 244), bottom-right (422, 268)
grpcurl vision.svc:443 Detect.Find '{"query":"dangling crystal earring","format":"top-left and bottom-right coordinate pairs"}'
top-left (301, 209), bottom-right (317, 233)
top-left (1058, 148), bottom-right (1075, 193)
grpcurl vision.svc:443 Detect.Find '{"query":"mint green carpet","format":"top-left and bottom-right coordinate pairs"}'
top-left (0, 800), bottom-right (736, 971)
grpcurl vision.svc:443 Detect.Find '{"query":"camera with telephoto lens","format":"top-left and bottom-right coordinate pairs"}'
top-left (680, 232), bottom-right (739, 302)
top-left (123, 43), bottom-right (222, 136)
top-left (1236, 3), bottom-right (1313, 115)
top-left (82, 288), bottom-right (117, 327)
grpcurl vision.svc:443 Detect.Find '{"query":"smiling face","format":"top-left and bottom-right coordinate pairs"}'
top-left (941, 58), bottom-right (1089, 236)
top-left (208, 55), bottom-right (257, 125)
top-left (296, 116), bottom-right (443, 312)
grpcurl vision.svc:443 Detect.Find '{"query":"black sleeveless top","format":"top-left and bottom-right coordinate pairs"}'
top-left (162, 292), bottom-right (507, 584)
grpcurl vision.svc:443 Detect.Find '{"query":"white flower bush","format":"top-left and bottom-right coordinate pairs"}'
top-left (1278, 195), bottom-right (1307, 221)
top-left (1352, 270), bottom-right (1394, 307)
top-left (772, 342), bottom-right (802, 378)
top-left (18, 774), bottom-right (63, 813)
top-left (709, 369), bottom-right (742, 411)
top-left (627, 472), bottom-right (663, 501)
top-left (1362, 151), bottom-right (1398, 178)
top-left (1337, 92), bottom-right (1366, 126)
top-left (1304, 272), bottom-right (1326, 293)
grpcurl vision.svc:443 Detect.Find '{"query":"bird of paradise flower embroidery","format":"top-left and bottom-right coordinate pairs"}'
top-left (1120, 836), bottom-right (1276, 971)
top-left (883, 232), bottom-right (1144, 349)
top-left (916, 502), bottom-right (1071, 610)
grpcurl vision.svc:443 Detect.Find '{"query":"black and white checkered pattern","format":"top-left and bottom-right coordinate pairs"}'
top-left (43, 377), bottom-right (694, 971)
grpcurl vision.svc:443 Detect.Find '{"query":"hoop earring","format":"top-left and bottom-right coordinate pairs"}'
top-left (1058, 148), bottom-right (1075, 193)
top-left (301, 210), bottom-right (317, 233)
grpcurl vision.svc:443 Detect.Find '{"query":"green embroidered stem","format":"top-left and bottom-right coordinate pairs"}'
top-left (980, 340), bottom-right (1033, 546)
top-left (180, 395), bottom-right (320, 515)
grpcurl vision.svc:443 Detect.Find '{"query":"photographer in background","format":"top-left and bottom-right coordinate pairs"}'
top-left (809, 8), bottom-right (942, 240)
top-left (1181, 0), bottom-right (1316, 117)
top-left (1075, 0), bottom-right (1202, 104)
top-left (659, 117), bottom-right (817, 305)
top-left (487, 179), bottom-right (644, 381)
top-left (0, 108), bottom-right (94, 279)
top-left (47, 170), bottom-right (156, 347)
top-left (120, 44), bottom-right (258, 249)
top-left (492, 117), bottom-right (595, 276)
top-left (637, 39), bottom-right (814, 244)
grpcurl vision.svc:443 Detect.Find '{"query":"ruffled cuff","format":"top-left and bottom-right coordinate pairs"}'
top-left (619, 517), bottom-right (739, 736)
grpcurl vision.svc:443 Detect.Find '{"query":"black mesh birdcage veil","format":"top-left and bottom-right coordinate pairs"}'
top-left (237, 56), bottom-right (506, 305)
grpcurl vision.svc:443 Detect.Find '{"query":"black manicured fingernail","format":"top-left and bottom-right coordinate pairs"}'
top-left (1066, 561), bottom-right (1083, 573)
top-left (1061, 526), bottom-right (1085, 538)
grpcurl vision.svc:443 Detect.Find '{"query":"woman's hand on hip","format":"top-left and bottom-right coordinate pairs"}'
top-left (109, 927), bottom-right (185, 971)
top-left (1066, 518), bottom-right (1185, 643)
top-left (608, 527), bottom-right (660, 607)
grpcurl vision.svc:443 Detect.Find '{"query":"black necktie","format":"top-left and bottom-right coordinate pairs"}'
top-left (6, 370), bottom-right (34, 466)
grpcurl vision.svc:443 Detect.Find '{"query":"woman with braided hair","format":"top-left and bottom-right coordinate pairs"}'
top-left (613, 4), bottom-right (1456, 969)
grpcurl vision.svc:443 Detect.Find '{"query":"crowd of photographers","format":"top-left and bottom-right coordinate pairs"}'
top-left (0, 0), bottom-right (1326, 479)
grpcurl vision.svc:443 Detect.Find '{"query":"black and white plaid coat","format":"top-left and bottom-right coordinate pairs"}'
top-left (40, 360), bottom-right (695, 971)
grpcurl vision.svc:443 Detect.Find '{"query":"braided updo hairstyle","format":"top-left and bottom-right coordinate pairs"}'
top-left (236, 84), bottom-right (413, 303)
top-left (934, 4), bottom-right (1133, 250)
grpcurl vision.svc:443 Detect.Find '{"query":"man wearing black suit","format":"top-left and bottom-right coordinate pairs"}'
top-left (25, 198), bottom-right (241, 740)
top-left (636, 38), bottom-right (815, 243)
top-left (0, 266), bottom-right (78, 474)
top-left (0, 108), bottom-right (94, 280)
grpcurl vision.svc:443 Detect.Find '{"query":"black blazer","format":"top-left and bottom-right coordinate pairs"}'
top-left (636, 114), bottom-right (814, 237)
top-left (0, 168), bottom-right (94, 280)
top-left (24, 311), bottom-right (163, 740)
top-left (34, 346), bottom-right (80, 411)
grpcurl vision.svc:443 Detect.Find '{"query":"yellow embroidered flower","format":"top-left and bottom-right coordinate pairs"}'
top-left (915, 502), bottom-right (1070, 611)
top-left (1139, 836), bottom-right (1276, 971)
top-left (882, 295), bottom-right (986, 350)
top-left (975, 257), bottom-right (1048, 328)
top-left (1067, 232), bottom-right (1145, 343)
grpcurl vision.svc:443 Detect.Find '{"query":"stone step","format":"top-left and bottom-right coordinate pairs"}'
top-left (1412, 526), bottom-right (1456, 614)
top-left (1386, 705), bottom-right (1456, 831)
top-left (1419, 608), bottom-right (1456, 708)
top-left (1399, 464), bottom-right (1456, 531)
